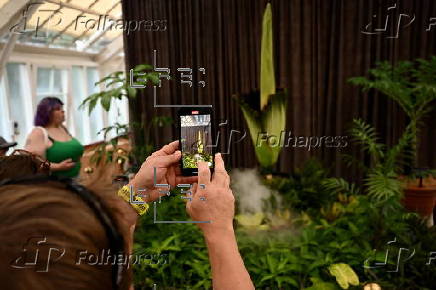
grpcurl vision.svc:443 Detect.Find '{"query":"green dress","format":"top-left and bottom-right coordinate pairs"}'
top-left (41, 127), bottom-right (84, 178)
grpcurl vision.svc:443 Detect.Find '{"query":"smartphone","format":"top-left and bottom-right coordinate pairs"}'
top-left (178, 107), bottom-right (214, 176)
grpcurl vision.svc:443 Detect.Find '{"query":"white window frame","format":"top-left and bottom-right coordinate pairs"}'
top-left (0, 77), bottom-right (13, 142)
top-left (2, 51), bottom-right (128, 147)
top-left (3, 63), bottom-right (33, 148)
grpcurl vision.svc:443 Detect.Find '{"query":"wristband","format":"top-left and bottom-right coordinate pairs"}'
top-left (117, 185), bottom-right (149, 216)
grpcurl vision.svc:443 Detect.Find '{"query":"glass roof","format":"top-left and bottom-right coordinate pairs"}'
top-left (0, 0), bottom-right (123, 53)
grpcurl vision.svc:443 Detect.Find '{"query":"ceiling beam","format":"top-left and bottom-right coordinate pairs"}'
top-left (0, 0), bottom-right (34, 37)
top-left (0, 0), bottom-right (32, 33)
top-left (72, 1), bottom-right (121, 49)
top-left (1, 42), bottom-right (97, 58)
top-left (94, 34), bottom-right (123, 64)
top-left (21, 0), bottom-right (73, 42)
top-left (44, 0), bottom-right (117, 18)
top-left (0, 0), bottom-right (39, 79)
top-left (49, 0), bottom-right (101, 44)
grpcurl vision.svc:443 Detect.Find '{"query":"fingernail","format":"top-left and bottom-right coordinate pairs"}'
top-left (175, 150), bottom-right (181, 155)
top-left (215, 152), bottom-right (221, 157)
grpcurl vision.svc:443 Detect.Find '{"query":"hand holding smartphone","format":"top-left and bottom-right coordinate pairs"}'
top-left (178, 108), bottom-right (214, 176)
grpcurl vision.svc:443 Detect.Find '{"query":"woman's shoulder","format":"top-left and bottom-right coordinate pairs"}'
top-left (28, 127), bottom-right (51, 144)
top-left (25, 127), bottom-right (50, 150)
top-left (29, 127), bottom-right (46, 138)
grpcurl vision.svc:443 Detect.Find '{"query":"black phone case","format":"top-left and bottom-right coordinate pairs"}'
top-left (178, 107), bottom-right (214, 176)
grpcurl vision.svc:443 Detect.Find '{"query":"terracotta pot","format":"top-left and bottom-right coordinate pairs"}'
top-left (402, 186), bottom-right (436, 217)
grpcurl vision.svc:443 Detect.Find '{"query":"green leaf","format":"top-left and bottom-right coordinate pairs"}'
top-left (277, 276), bottom-right (298, 287)
top-left (88, 97), bottom-right (98, 115)
top-left (235, 90), bottom-right (287, 169)
top-left (365, 170), bottom-right (402, 202)
top-left (262, 91), bottom-right (287, 166)
top-left (78, 95), bottom-right (92, 110)
top-left (260, 3), bottom-right (276, 109)
top-left (95, 75), bottom-right (115, 86)
top-left (328, 263), bottom-right (359, 289)
top-left (147, 73), bottom-right (161, 85)
top-left (135, 64), bottom-right (153, 71)
top-left (350, 119), bottom-right (385, 163)
top-left (305, 277), bottom-right (339, 290)
top-left (127, 86), bottom-right (137, 98)
top-left (100, 95), bottom-right (111, 111)
top-left (259, 274), bottom-right (275, 283)
top-left (105, 79), bottom-right (123, 88)
top-left (235, 213), bottom-right (265, 227)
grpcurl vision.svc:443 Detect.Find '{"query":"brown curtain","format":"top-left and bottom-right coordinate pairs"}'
top-left (122, 0), bottom-right (436, 181)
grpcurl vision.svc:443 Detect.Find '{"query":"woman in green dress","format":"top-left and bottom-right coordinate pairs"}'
top-left (25, 97), bottom-right (84, 178)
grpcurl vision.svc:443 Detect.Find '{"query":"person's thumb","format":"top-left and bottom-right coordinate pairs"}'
top-left (191, 182), bottom-right (198, 197)
top-left (186, 197), bottom-right (192, 215)
top-left (155, 151), bottom-right (181, 167)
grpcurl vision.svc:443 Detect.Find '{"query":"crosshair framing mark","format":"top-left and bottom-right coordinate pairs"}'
top-left (151, 167), bottom-right (209, 223)
top-left (152, 50), bottom-right (212, 108)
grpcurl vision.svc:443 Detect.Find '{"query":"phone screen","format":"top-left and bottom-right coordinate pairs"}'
top-left (180, 110), bottom-right (213, 172)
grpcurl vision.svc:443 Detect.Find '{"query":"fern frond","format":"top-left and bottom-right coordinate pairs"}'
top-left (383, 123), bottom-right (415, 174)
top-left (341, 153), bottom-right (369, 173)
top-left (322, 178), bottom-right (360, 196)
top-left (365, 170), bottom-right (402, 203)
top-left (350, 119), bottom-right (385, 163)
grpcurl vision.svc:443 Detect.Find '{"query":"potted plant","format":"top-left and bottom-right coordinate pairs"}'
top-left (79, 64), bottom-right (161, 167)
top-left (402, 168), bottom-right (436, 217)
top-left (348, 118), bottom-right (414, 204)
top-left (78, 64), bottom-right (176, 184)
top-left (349, 56), bottom-right (436, 217)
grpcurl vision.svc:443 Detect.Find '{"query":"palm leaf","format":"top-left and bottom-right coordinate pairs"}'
top-left (322, 178), bottom-right (360, 196)
top-left (365, 170), bottom-right (402, 203)
top-left (350, 119), bottom-right (384, 163)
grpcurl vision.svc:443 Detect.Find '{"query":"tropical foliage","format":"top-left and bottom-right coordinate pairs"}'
top-left (78, 65), bottom-right (170, 169)
top-left (348, 118), bottom-right (415, 202)
top-left (79, 64), bottom-right (160, 114)
top-left (132, 162), bottom-right (435, 289)
top-left (348, 56), bottom-right (436, 168)
top-left (89, 122), bottom-right (129, 166)
top-left (131, 94), bottom-right (436, 288)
